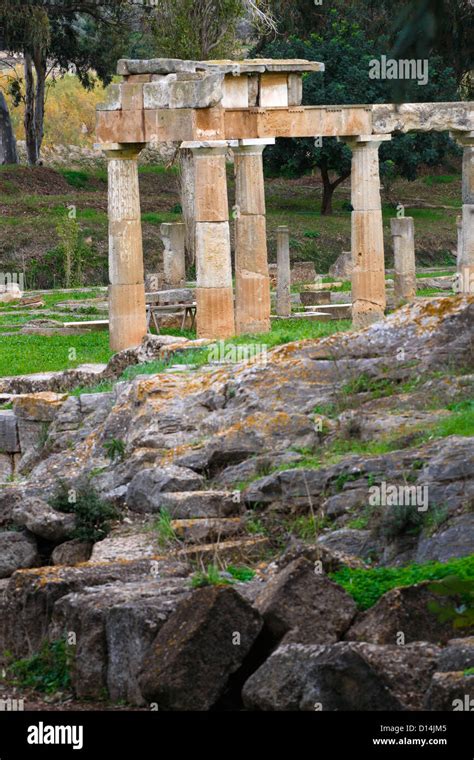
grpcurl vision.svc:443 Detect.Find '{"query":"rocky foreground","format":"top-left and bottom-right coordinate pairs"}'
top-left (0, 296), bottom-right (473, 710)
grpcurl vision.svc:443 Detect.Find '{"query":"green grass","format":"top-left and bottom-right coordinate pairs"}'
top-left (330, 554), bottom-right (474, 610)
top-left (153, 509), bottom-right (179, 547)
top-left (0, 332), bottom-right (112, 376)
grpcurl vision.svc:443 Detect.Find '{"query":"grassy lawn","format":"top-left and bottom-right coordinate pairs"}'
top-left (0, 317), bottom-right (352, 379)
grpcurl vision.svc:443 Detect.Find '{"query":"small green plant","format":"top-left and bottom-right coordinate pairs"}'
top-left (334, 472), bottom-right (358, 492)
top-left (464, 668), bottom-right (474, 676)
top-left (103, 437), bottom-right (126, 463)
top-left (154, 509), bottom-right (178, 547)
top-left (381, 504), bottom-right (425, 539)
top-left (227, 565), bottom-right (256, 582)
top-left (245, 518), bottom-right (266, 535)
top-left (49, 480), bottom-right (119, 542)
top-left (423, 504), bottom-right (449, 535)
top-left (287, 514), bottom-right (329, 540)
top-left (8, 638), bottom-right (73, 694)
top-left (190, 564), bottom-right (230, 588)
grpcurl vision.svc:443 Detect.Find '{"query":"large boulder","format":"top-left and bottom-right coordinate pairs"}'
top-left (416, 515), bottom-right (474, 563)
top-left (255, 558), bottom-right (356, 644)
top-left (0, 531), bottom-right (39, 578)
top-left (139, 586), bottom-right (263, 710)
top-left (51, 540), bottom-right (93, 566)
top-left (436, 637), bottom-right (474, 673)
top-left (12, 497), bottom-right (76, 542)
top-left (127, 466), bottom-right (205, 512)
top-left (242, 642), bottom-right (405, 711)
top-left (345, 582), bottom-right (464, 645)
top-left (424, 672), bottom-right (474, 711)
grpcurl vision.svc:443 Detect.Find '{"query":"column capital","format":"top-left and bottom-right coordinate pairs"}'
top-left (96, 142), bottom-right (145, 160)
top-left (340, 134), bottom-right (392, 148)
top-left (181, 140), bottom-right (237, 155)
top-left (450, 130), bottom-right (474, 147)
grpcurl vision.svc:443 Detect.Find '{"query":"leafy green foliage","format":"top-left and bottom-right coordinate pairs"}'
top-left (190, 563), bottom-right (256, 588)
top-left (9, 638), bottom-right (72, 694)
top-left (49, 481), bottom-right (119, 542)
top-left (103, 438), bottom-right (126, 463)
top-left (427, 576), bottom-right (474, 629)
top-left (331, 555), bottom-right (474, 610)
top-left (153, 509), bottom-right (179, 547)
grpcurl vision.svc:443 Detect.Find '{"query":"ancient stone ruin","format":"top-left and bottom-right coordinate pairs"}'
top-left (95, 58), bottom-right (473, 349)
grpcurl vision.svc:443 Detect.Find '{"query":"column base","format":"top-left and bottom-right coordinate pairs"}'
top-left (109, 283), bottom-right (147, 351)
top-left (352, 301), bottom-right (385, 329)
top-left (235, 272), bottom-right (271, 334)
top-left (196, 287), bottom-right (235, 339)
top-left (394, 274), bottom-right (416, 304)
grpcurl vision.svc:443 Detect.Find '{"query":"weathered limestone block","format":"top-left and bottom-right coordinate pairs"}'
top-left (288, 73), bottom-right (303, 106)
top-left (193, 148), bottom-right (229, 222)
top-left (291, 262), bottom-right (316, 285)
top-left (391, 216), bottom-right (416, 304)
top-left (329, 251), bottom-right (353, 279)
top-left (108, 283), bottom-right (147, 351)
top-left (159, 222), bottom-right (186, 289)
top-left (143, 75), bottom-right (177, 109)
top-left (0, 533), bottom-right (39, 578)
top-left (121, 83), bottom-right (144, 111)
top-left (235, 215), bottom-right (268, 274)
top-left (169, 72), bottom-right (224, 109)
top-left (276, 225), bottom-right (291, 317)
top-left (372, 103), bottom-right (474, 135)
top-left (260, 73), bottom-right (289, 107)
top-left (0, 453), bottom-right (13, 483)
top-left (196, 287), bottom-right (235, 339)
top-left (96, 84), bottom-right (122, 111)
top-left (222, 76), bottom-right (249, 108)
top-left (235, 272), bottom-right (271, 334)
top-left (0, 411), bottom-right (19, 453)
top-left (195, 223), bottom-right (232, 288)
top-left (117, 58), bottom-right (199, 76)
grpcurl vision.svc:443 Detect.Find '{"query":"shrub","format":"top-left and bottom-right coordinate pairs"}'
top-left (49, 481), bottom-right (119, 542)
top-left (9, 638), bottom-right (72, 694)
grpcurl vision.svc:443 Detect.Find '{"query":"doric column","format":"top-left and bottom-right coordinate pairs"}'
top-left (104, 143), bottom-right (147, 352)
top-left (233, 138), bottom-right (274, 334)
top-left (391, 217), bottom-right (416, 305)
top-left (276, 225), bottom-right (291, 317)
top-left (452, 131), bottom-right (474, 294)
top-left (344, 134), bottom-right (391, 328)
top-left (183, 141), bottom-right (235, 339)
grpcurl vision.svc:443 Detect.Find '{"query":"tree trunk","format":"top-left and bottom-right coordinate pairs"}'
top-left (319, 159), bottom-right (351, 216)
top-left (33, 52), bottom-right (47, 158)
top-left (0, 91), bottom-right (18, 165)
top-left (24, 53), bottom-right (38, 166)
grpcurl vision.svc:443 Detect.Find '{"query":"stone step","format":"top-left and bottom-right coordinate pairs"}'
top-left (153, 490), bottom-right (243, 518)
top-left (170, 517), bottom-right (244, 543)
top-left (172, 536), bottom-right (269, 563)
top-left (300, 290), bottom-right (331, 306)
top-left (303, 303), bottom-right (352, 319)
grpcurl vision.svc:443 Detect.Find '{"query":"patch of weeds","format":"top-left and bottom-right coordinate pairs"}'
top-left (103, 437), bottom-right (126, 463)
top-left (287, 514), bottom-right (329, 540)
top-left (49, 480), bottom-right (119, 542)
top-left (227, 565), bottom-right (256, 582)
top-left (190, 564), bottom-right (231, 588)
top-left (154, 509), bottom-right (179, 547)
top-left (464, 668), bottom-right (474, 676)
top-left (245, 517), bottom-right (267, 535)
top-left (427, 575), bottom-right (474, 630)
top-left (423, 504), bottom-right (449, 536)
top-left (313, 402), bottom-right (338, 418)
top-left (334, 472), bottom-right (359, 492)
top-left (380, 504), bottom-right (425, 539)
top-left (8, 638), bottom-right (73, 694)
top-left (331, 555), bottom-right (474, 610)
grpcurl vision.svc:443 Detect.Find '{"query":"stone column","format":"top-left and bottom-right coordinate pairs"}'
top-left (159, 222), bottom-right (186, 288)
top-left (344, 135), bottom-right (391, 328)
top-left (276, 225), bottom-right (291, 317)
top-left (184, 141), bottom-right (235, 339)
top-left (456, 215), bottom-right (463, 269)
top-left (233, 138), bottom-right (274, 334)
top-left (391, 217), bottom-right (416, 304)
top-left (452, 132), bottom-right (474, 294)
top-left (105, 143), bottom-right (147, 352)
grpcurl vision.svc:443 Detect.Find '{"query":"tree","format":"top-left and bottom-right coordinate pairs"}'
top-left (259, 13), bottom-right (460, 214)
top-left (0, 0), bottom-right (136, 165)
top-left (0, 90), bottom-right (17, 164)
top-left (150, 0), bottom-right (275, 60)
